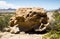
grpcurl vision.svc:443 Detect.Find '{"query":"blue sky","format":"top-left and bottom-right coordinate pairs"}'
top-left (0, 0), bottom-right (60, 10)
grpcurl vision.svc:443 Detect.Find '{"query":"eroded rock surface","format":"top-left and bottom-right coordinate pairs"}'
top-left (8, 8), bottom-right (49, 33)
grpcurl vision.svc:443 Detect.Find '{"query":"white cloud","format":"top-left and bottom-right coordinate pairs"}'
top-left (0, 1), bottom-right (20, 9)
top-left (0, 1), bottom-right (41, 9)
top-left (0, 1), bottom-right (43, 9)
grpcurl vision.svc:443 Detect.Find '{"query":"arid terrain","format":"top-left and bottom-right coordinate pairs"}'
top-left (0, 8), bottom-right (60, 39)
top-left (0, 32), bottom-right (47, 39)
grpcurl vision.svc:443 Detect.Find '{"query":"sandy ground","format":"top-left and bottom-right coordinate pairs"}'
top-left (0, 32), bottom-right (45, 39)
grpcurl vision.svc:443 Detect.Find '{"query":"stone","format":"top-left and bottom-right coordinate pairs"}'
top-left (9, 8), bottom-right (49, 33)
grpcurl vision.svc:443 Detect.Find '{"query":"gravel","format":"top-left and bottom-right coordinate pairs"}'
top-left (0, 32), bottom-right (44, 39)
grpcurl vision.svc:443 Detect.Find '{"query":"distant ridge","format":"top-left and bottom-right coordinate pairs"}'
top-left (0, 8), bottom-right (16, 13)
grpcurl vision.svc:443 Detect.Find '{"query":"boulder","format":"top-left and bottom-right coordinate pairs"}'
top-left (8, 8), bottom-right (49, 33)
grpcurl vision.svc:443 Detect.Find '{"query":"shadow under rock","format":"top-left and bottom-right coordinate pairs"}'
top-left (25, 29), bottom-right (50, 34)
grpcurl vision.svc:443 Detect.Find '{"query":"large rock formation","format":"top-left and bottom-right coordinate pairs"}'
top-left (8, 8), bottom-right (49, 33)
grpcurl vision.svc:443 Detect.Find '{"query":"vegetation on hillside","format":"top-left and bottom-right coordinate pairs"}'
top-left (0, 13), bottom-right (13, 31)
top-left (43, 10), bottom-right (60, 39)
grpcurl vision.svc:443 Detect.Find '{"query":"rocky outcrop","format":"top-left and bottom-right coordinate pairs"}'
top-left (8, 8), bottom-right (49, 33)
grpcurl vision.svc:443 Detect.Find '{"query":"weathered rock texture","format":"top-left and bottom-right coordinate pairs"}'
top-left (8, 8), bottom-right (49, 33)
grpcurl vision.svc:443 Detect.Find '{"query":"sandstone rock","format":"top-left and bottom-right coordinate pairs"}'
top-left (9, 8), bottom-right (49, 33)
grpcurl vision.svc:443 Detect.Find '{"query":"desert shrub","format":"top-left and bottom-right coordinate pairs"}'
top-left (43, 10), bottom-right (60, 39)
top-left (0, 14), bottom-right (12, 31)
top-left (53, 11), bottom-right (60, 31)
top-left (54, 10), bottom-right (60, 21)
top-left (42, 30), bottom-right (60, 39)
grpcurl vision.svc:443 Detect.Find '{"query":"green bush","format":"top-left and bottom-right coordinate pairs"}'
top-left (0, 15), bottom-right (12, 31)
